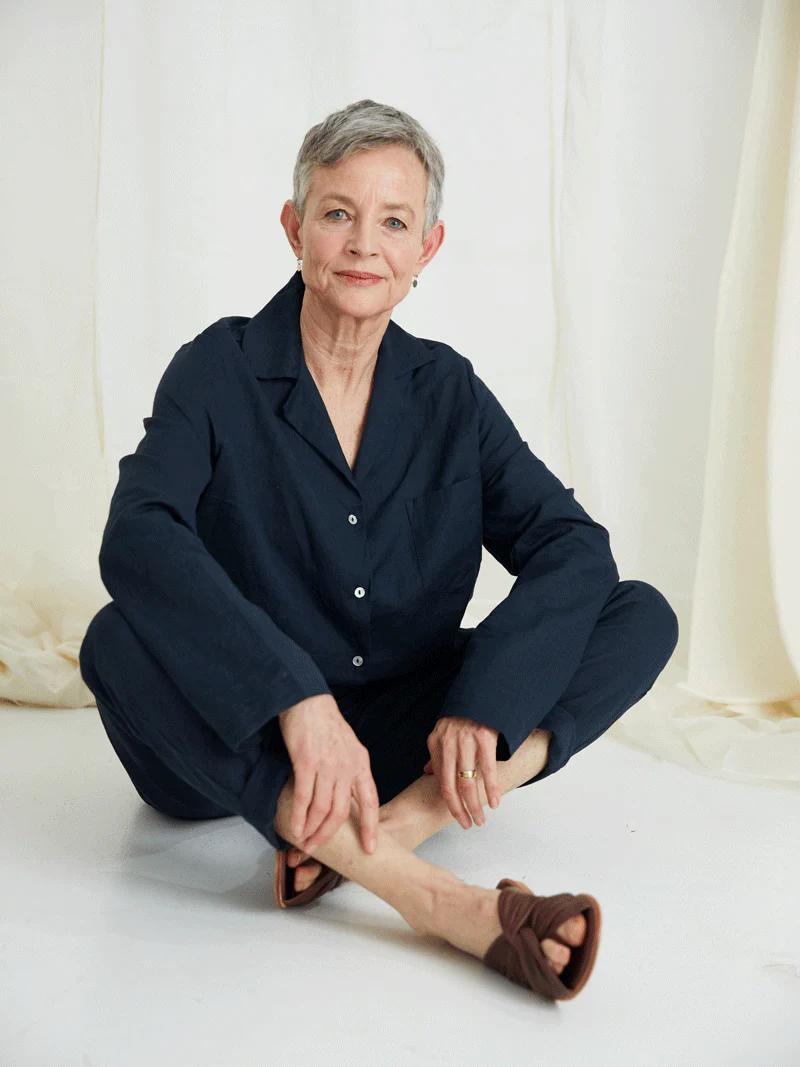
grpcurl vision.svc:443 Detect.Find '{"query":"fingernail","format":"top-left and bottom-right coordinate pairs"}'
top-left (490, 797), bottom-right (498, 808)
top-left (368, 838), bottom-right (376, 853)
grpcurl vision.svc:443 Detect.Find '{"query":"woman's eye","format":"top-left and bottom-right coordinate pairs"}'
top-left (325, 209), bottom-right (406, 230)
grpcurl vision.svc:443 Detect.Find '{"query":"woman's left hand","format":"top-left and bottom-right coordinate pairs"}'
top-left (423, 715), bottom-right (501, 829)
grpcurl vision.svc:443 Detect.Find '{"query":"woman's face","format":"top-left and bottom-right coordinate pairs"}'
top-left (283, 143), bottom-right (444, 325)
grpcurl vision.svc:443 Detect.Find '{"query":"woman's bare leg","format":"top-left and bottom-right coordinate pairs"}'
top-left (289, 726), bottom-right (553, 890)
top-left (273, 737), bottom-right (586, 975)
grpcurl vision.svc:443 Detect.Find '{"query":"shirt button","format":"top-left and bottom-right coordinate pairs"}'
top-left (354, 586), bottom-right (365, 598)
top-left (348, 513), bottom-right (358, 524)
top-left (352, 655), bottom-right (363, 667)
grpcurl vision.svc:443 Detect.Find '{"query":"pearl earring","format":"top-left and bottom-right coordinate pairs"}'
top-left (297, 257), bottom-right (303, 270)
top-left (412, 274), bottom-right (419, 288)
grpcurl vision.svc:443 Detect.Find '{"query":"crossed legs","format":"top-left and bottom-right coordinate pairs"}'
top-left (275, 725), bottom-right (587, 976)
top-left (287, 727), bottom-right (552, 884)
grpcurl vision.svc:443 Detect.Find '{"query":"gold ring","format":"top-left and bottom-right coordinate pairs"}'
top-left (457, 769), bottom-right (478, 779)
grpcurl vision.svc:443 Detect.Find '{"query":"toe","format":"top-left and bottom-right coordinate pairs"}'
top-left (540, 938), bottom-right (570, 974)
top-left (541, 913), bottom-right (587, 973)
top-left (293, 860), bottom-right (323, 892)
top-left (556, 912), bottom-right (587, 947)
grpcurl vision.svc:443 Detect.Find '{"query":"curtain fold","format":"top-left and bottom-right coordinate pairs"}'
top-left (606, 0), bottom-right (800, 787)
top-left (0, 1), bottom-right (109, 708)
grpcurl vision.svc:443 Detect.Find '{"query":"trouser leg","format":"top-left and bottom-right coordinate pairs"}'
top-left (520, 578), bottom-right (679, 786)
top-left (79, 600), bottom-right (295, 850)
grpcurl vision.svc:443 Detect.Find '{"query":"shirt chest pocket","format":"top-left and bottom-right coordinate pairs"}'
top-left (404, 473), bottom-right (483, 593)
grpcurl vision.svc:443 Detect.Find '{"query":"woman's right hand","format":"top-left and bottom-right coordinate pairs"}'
top-left (278, 693), bottom-right (379, 855)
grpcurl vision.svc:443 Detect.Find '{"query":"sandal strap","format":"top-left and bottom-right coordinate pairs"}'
top-left (483, 887), bottom-right (595, 999)
top-left (496, 879), bottom-right (595, 947)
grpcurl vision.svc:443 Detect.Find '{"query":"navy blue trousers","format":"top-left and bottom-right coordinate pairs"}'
top-left (78, 579), bottom-right (678, 851)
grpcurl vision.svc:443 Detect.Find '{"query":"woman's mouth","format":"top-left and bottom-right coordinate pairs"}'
top-left (336, 271), bottom-right (383, 285)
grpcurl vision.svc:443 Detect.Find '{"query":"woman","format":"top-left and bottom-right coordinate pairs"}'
top-left (79, 99), bottom-right (678, 1001)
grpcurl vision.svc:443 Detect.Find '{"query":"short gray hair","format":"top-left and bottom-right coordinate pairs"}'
top-left (292, 99), bottom-right (445, 241)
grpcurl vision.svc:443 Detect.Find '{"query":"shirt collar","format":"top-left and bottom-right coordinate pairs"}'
top-left (241, 268), bottom-right (437, 380)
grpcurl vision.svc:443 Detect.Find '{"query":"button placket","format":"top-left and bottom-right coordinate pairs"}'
top-left (347, 506), bottom-right (366, 669)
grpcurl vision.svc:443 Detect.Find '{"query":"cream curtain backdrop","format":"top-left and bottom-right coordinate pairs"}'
top-left (589, 0), bottom-right (800, 788)
top-left (3, 0), bottom-right (796, 789)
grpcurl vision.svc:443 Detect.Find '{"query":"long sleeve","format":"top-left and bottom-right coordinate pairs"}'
top-left (98, 337), bottom-right (331, 753)
top-left (437, 360), bottom-right (620, 759)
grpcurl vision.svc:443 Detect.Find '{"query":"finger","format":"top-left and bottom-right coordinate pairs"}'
top-left (303, 778), bottom-right (350, 850)
top-left (354, 772), bottom-right (380, 854)
top-left (428, 735), bottom-right (441, 782)
top-left (428, 722), bottom-right (448, 777)
top-left (428, 736), bottom-right (446, 791)
top-left (479, 736), bottom-right (501, 809)
top-left (290, 769), bottom-right (316, 843)
top-left (300, 772), bottom-right (334, 845)
top-left (440, 736), bottom-right (472, 829)
top-left (457, 736), bottom-right (485, 827)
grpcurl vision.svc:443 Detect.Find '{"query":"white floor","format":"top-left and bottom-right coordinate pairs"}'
top-left (1, 698), bottom-right (797, 1067)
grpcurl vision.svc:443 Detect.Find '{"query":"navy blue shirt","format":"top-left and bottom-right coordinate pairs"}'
top-left (99, 268), bottom-right (620, 760)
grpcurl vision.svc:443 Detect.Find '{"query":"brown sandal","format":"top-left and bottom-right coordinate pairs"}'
top-left (273, 848), bottom-right (348, 908)
top-left (483, 877), bottom-right (602, 1000)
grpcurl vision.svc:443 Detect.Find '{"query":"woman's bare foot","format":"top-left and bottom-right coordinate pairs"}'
top-left (413, 882), bottom-right (588, 974)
